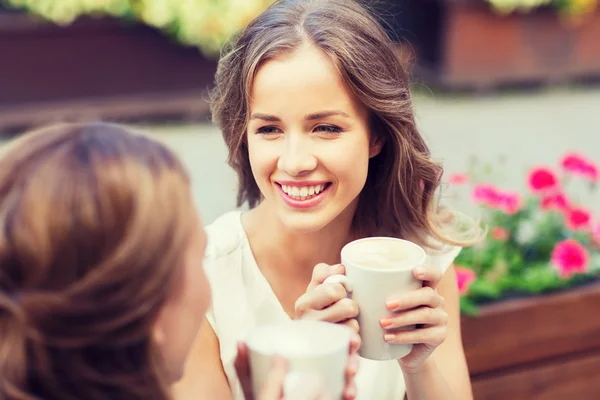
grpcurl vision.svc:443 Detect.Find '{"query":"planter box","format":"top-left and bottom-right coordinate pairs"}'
top-left (388, 0), bottom-right (600, 90)
top-left (462, 282), bottom-right (600, 399)
top-left (0, 13), bottom-right (218, 133)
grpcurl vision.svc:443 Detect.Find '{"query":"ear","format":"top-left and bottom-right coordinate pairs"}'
top-left (152, 321), bottom-right (166, 347)
top-left (369, 135), bottom-right (383, 158)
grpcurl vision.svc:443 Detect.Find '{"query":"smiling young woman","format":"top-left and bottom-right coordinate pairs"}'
top-left (175, 1), bottom-right (482, 399)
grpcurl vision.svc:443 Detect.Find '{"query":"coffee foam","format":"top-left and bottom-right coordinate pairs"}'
top-left (342, 238), bottom-right (425, 269)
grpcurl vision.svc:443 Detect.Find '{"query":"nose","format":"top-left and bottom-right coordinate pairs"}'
top-left (277, 133), bottom-right (317, 177)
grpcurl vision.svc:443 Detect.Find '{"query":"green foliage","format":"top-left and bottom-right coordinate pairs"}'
top-left (451, 154), bottom-right (600, 315)
top-left (4, 0), bottom-right (275, 57)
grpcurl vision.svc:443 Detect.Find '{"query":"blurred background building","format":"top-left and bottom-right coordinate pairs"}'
top-left (1, 1), bottom-right (599, 399)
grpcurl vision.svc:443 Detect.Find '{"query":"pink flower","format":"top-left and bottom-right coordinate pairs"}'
top-left (565, 207), bottom-right (592, 231)
top-left (471, 184), bottom-right (522, 214)
top-left (528, 167), bottom-right (559, 193)
top-left (491, 227), bottom-right (509, 241)
top-left (541, 192), bottom-right (569, 212)
top-left (455, 266), bottom-right (476, 295)
top-left (448, 173), bottom-right (469, 185)
top-left (472, 184), bottom-right (498, 205)
top-left (551, 239), bottom-right (590, 278)
top-left (496, 192), bottom-right (522, 215)
top-left (561, 153), bottom-right (599, 182)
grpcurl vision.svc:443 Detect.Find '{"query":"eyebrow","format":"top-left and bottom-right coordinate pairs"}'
top-left (249, 110), bottom-right (350, 122)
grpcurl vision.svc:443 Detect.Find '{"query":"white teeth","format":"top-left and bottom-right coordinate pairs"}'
top-left (280, 184), bottom-right (327, 200)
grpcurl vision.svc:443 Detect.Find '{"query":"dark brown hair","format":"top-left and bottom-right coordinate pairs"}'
top-left (211, 0), bottom-right (480, 247)
top-left (0, 122), bottom-right (195, 400)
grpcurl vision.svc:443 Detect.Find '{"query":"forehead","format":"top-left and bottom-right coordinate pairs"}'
top-left (250, 45), bottom-right (365, 117)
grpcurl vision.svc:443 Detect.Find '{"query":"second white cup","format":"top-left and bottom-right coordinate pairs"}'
top-left (325, 237), bottom-right (426, 361)
top-left (246, 320), bottom-right (351, 399)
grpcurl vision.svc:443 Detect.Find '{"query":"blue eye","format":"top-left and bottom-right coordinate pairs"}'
top-left (256, 126), bottom-right (282, 135)
top-left (315, 125), bottom-right (343, 134)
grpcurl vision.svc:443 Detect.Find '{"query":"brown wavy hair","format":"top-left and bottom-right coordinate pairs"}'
top-left (211, 0), bottom-right (481, 248)
top-left (0, 122), bottom-right (195, 400)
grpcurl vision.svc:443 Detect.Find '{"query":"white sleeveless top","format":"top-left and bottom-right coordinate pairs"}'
top-left (204, 211), bottom-right (461, 400)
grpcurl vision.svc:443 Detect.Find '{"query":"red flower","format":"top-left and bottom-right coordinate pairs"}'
top-left (455, 266), bottom-right (477, 295)
top-left (448, 173), bottom-right (469, 185)
top-left (561, 153), bottom-right (599, 182)
top-left (551, 239), bottom-right (590, 278)
top-left (491, 227), bottom-right (509, 241)
top-left (528, 167), bottom-right (558, 193)
top-left (565, 207), bottom-right (591, 231)
top-left (541, 192), bottom-right (569, 212)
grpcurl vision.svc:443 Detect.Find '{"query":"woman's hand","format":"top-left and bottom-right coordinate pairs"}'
top-left (235, 333), bottom-right (360, 399)
top-left (379, 264), bottom-right (449, 373)
top-left (294, 263), bottom-right (359, 333)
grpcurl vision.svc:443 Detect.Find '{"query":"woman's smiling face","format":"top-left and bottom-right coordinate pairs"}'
top-left (246, 44), bottom-right (381, 233)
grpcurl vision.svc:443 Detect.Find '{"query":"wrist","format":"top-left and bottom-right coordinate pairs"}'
top-left (399, 356), bottom-right (437, 377)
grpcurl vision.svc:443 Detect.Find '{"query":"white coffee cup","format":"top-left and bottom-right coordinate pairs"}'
top-left (246, 320), bottom-right (351, 399)
top-left (325, 237), bottom-right (426, 361)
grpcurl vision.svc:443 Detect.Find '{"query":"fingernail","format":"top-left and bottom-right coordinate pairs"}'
top-left (380, 318), bottom-right (393, 328)
top-left (414, 266), bottom-right (425, 277)
top-left (384, 333), bottom-right (396, 342)
top-left (386, 300), bottom-right (399, 310)
top-left (330, 264), bottom-right (341, 272)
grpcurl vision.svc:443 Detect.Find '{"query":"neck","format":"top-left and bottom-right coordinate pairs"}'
top-left (243, 201), bottom-right (357, 274)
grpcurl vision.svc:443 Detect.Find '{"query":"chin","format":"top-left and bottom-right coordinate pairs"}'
top-left (276, 209), bottom-right (338, 234)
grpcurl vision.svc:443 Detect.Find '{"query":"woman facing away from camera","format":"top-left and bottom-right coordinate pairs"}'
top-left (175, 0), bottom-right (483, 399)
top-left (0, 122), bottom-right (352, 400)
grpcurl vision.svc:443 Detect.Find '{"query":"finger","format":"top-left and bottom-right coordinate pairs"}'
top-left (349, 331), bottom-right (361, 354)
top-left (383, 326), bottom-right (446, 347)
top-left (295, 283), bottom-right (348, 318)
top-left (343, 380), bottom-right (357, 400)
top-left (307, 263), bottom-right (345, 291)
top-left (258, 355), bottom-right (287, 400)
top-left (302, 298), bottom-right (359, 324)
top-left (341, 318), bottom-right (360, 334)
top-left (386, 286), bottom-right (443, 312)
top-left (380, 307), bottom-right (448, 330)
top-left (413, 265), bottom-right (443, 288)
top-left (345, 352), bottom-right (360, 379)
top-left (234, 342), bottom-right (254, 400)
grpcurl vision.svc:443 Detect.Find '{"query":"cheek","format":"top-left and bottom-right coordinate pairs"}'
top-left (185, 262), bottom-right (211, 322)
top-left (248, 139), bottom-right (279, 183)
top-left (325, 139), bottom-right (371, 185)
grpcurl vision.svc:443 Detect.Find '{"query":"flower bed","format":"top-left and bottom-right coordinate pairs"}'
top-left (396, 0), bottom-right (600, 90)
top-left (449, 152), bottom-right (599, 315)
top-left (486, 0), bottom-right (598, 19)
top-left (3, 0), bottom-right (273, 57)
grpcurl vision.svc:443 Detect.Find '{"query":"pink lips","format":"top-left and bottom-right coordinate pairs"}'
top-left (275, 181), bottom-right (331, 209)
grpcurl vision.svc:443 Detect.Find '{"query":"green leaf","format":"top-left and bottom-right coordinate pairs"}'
top-left (468, 279), bottom-right (501, 299)
top-left (460, 297), bottom-right (479, 316)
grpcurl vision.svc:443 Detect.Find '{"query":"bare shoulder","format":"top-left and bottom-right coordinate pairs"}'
top-left (172, 319), bottom-right (232, 400)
